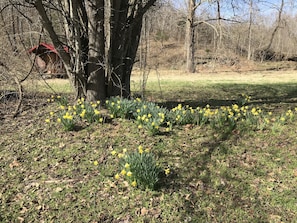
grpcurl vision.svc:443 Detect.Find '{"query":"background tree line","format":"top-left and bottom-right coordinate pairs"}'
top-left (0, 0), bottom-right (297, 103)
top-left (144, 0), bottom-right (297, 70)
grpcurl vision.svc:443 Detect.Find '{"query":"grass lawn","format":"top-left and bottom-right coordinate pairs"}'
top-left (1, 70), bottom-right (297, 222)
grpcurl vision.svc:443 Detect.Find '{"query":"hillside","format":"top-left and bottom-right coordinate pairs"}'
top-left (134, 40), bottom-right (297, 73)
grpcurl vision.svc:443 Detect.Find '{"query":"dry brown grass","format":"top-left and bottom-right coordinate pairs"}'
top-left (132, 69), bottom-right (297, 84)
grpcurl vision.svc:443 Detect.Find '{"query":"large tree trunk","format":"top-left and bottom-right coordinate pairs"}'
top-left (31, 0), bottom-right (157, 102)
top-left (107, 1), bottom-right (143, 98)
top-left (108, 21), bottom-right (142, 98)
top-left (86, 0), bottom-right (106, 102)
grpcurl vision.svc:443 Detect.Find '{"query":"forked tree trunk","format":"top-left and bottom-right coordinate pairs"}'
top-left (108, 20), bottom-right (142, 98)
top-left (31, 0), bottom-right (156, 102)
top-left (106, 1), bottom-right (143, 98)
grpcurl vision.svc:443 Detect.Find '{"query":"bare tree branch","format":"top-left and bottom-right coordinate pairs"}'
top-left (264, 0), bottom-right (284, 51)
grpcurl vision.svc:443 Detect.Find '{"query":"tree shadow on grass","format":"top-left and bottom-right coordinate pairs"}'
top-left (154, 83), bottom-right (296, 221)
top-left (156, 118), bottom-right (276, 221)
top-left (157, 83), bottom-right (297, 110)
top-left (161, 133), bottom-right (270, 222)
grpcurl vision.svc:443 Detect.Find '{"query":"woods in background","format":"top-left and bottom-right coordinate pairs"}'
top-left (1, 0), bottom-right (297, 84)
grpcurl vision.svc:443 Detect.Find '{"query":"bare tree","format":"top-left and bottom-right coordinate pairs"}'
top-left (264, 0), bottom-right (284, 51)
top-left (215, 0), bottom-right (223, 49)
top-left (0, 1), bottom-right (43, 116)
top-left (247, 0), bottom-right (254, 60)
top-left (21, 0), bottom-right (157, 102)
top-left (186, 0), bottom-right (201, 73)
top-left (247, 0), bottom-right (285, 61)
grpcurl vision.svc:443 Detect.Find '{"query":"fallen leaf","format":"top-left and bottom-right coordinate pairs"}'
top-left (17, 217), bottom-right (24, 223)
top-left (9, 160), bottom-right (20, 169)
top-left (141, 207), bottom-right (149, 216)
top-left (151, 208), bottom-right (161, 218)
top-left (55, 187), bottom-right (63, 192)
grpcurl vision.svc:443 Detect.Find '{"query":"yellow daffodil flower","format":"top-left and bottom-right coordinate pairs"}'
top-left (115, 174), bottom-right (120, 180)
top-left (165, 168), bottom-right (170, 176)
top-left (131, 180), bottom-right (137, 187)
top-left (121, 169), bottom-right (127, 175)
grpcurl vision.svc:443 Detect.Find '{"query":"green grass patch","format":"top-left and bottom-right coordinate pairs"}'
top-left (1, 73), bottom-right (297, 222)
top-left (23, 79), bottom-right (73, 94)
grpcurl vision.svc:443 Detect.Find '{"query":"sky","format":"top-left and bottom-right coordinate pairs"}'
top-left (170, 0), bottom-right (296, 19)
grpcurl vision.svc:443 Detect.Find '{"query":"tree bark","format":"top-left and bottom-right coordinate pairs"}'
top-left (86, 0), bottom-right (106, 102)
top-left (30, 0), bottom-right (156, 101)
top-left (107, 0), bottom-right (143, 98)
top-left (247, 0), bottom-right (253, 60)
top-left (33, 0), bottom-right (80, 96)
top-left (216, 0), bottom-right (222, 50)
top-left (186, 0), bottom-right (196, 73)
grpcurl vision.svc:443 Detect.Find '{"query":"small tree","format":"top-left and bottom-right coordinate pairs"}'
top-left (25, 0), bottom-right (157, 102)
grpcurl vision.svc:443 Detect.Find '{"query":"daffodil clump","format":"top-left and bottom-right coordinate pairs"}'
top-left (238, 93), bottom-right (252, 106)
top-left (45, 104), bottom-right (77, 131)
top-left (208, 106), bottom-right (236, 134)
top-left (106, 97), bottom-right (138, 119)
top-left (170, 104), bottom-right (198, 125)
top-left (45, 96), bottom-right (104, 131)
top-left (103, 96), bottom-right (297, 136)
top-left (193, 106), bottom-right (211, 126)
top-left (111, 146), bottom-right (169, 190)
top-left (135, 103), bottom-right (169, 136)
top-left (58, 110), bottom-right (76, 131)
top-left (75, 98), bottom-right (103, 123)
top-left (46, 95), bottom-right (297, 134)
top-left (47, 95), bottom-right (68, 106)
top-left (106, 97), bottom-right (169, 135)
